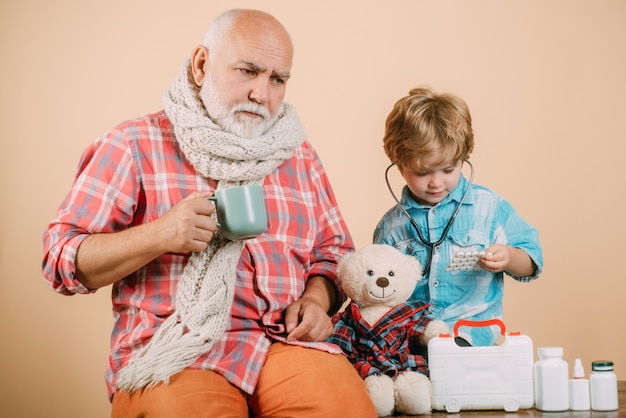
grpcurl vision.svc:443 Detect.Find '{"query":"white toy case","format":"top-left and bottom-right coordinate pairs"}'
top-left (428, 319), bottom-right (534, 413)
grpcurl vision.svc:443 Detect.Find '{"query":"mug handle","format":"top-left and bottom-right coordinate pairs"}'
top-left (207, 196), bottom-right (221, 228)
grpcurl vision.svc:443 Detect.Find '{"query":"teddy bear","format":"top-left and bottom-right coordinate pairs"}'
top-left (328, 244), bottom-right (449, 417)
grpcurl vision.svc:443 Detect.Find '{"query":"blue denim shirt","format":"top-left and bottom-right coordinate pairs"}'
top-left (373, 175), bottom-right (543, 346)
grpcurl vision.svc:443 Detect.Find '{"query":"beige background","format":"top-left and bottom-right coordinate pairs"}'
top-left (2, 1), bottom-right (625, 417)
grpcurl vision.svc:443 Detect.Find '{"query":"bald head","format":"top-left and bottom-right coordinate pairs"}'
top-left (203, 9), bottom-right (293, 60)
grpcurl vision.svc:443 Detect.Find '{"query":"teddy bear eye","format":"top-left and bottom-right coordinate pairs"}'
top-left (367, 270), bottom-right (374, 277)
top-left (388, 271), bottom-right (394, 276)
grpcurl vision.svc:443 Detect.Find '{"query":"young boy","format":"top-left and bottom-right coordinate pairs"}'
top-left (373, 87), bottom-right (543, 346)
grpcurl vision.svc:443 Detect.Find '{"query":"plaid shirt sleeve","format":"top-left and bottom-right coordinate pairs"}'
top-left (42, 120), bottom-right (140, 295)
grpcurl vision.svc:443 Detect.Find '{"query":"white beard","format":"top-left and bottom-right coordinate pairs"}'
top-left (200, 83), bottom-right (282, 139)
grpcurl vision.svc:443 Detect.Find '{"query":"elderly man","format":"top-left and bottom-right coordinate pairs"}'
top-left (43, 9), bottom-right (376, 417)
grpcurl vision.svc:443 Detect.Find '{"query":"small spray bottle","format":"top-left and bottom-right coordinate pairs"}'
top-left (569, 358), bottom-right (591, 410)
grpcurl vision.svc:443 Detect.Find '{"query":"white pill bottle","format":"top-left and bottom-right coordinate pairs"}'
top-left (590, 360), bottom-right (619, 411)
top-left (534, 346), bottom-right (569, 411)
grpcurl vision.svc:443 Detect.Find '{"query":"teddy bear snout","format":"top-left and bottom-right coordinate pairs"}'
top-left (376, 277), bottom-right (390, 288)
top-left (368, 274), bottom-right (397, 301)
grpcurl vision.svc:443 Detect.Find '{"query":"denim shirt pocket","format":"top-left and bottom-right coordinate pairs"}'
top-left (394, 240), bottom-right (429, 271)
top-left (446, 231), bottom-right (489, 276)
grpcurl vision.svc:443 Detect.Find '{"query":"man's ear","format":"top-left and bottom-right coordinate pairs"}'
top-left (190, 45), bottom-right (208, 86)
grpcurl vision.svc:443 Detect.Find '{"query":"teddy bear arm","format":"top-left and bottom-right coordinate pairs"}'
top-left (422, 318), bottom-right (450, 343)
top-left (407, 315), bottom-right (449, 346)
top-left (328, 322), bottom-right (358, 355)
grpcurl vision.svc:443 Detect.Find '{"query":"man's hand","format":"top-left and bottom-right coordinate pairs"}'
top-left (75, 191), bottom-right (217, 289)
top-left (285, 297), bottom-right (333, 342)
top-left (153, 191), bottom-right (217, 254)
top-left (284, 275), bottom-right (337, 342)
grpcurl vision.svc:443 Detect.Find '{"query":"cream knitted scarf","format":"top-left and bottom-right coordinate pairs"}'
top-left (116, 59), bottom-right (306, 392)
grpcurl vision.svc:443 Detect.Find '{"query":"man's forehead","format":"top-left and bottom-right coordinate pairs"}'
top-left (223, 22), bottom-right (293, 70)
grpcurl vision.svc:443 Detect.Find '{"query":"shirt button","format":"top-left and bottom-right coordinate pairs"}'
top-left (433, 281), bottom-right (439, 287)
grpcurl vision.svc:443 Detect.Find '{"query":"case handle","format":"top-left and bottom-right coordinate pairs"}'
top-left (453, 319), bottom-right (506, 337)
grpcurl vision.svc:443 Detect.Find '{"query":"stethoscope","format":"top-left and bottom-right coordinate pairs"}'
top-left (384, 160), bottom-right (475, 276)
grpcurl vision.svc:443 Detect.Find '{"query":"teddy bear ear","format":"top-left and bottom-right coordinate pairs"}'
top-left (336, 250), bottom-right (356, 277)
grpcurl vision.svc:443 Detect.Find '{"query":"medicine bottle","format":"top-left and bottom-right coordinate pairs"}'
top-left (590, 360), bottom-right (618, 411)
top-left (568, 358), bottom-right (590, 410)
top-left (534, 346), bottom-right (569, 411)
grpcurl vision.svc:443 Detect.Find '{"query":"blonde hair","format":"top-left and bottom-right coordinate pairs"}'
top-left (383, 86), bottom-right (474, 170)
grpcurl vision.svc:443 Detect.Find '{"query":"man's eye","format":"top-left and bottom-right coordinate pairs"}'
top-left (240, 68), bottom-right (255, 76)
top-left (272, 77), bottom-right (286, 85)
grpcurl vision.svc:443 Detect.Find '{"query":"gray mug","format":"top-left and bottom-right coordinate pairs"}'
top-left (208, 185), bottom-right (267, 241)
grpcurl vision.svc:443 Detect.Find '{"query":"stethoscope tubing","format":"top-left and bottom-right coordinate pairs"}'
top-left (384, 160), bottom-right (475, 275)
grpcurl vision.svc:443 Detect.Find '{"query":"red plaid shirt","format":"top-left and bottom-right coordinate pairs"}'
top-left (42, 110), bottom-right (353, 399)
top-left (328, 301), bottom-right (432, 379)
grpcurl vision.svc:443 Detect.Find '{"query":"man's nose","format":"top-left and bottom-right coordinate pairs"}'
top-left (249, 77), bottom-right (270, 104)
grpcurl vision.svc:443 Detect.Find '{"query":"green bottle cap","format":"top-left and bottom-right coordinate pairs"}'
top-left (591, 360), bottom-right (614, 372)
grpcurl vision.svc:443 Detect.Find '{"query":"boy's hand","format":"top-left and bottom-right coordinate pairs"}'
top-left (479, 244), bottom-right (537, 277)
top-left (478, 244), bottom-right (510, 273)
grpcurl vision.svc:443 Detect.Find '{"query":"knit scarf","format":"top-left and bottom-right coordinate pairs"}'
top-left (116, 59), bottom-right (306, 392)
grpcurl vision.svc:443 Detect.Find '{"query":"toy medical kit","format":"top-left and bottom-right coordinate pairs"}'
top-left (428, 319), bottom-right (534, 413)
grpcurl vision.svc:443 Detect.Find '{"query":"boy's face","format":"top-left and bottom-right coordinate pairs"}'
top-left (399, 155), bottom-right (463, 206)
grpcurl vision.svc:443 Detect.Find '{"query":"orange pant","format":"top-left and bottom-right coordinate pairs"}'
top-left (111, 342), bottom-right (377, 418)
